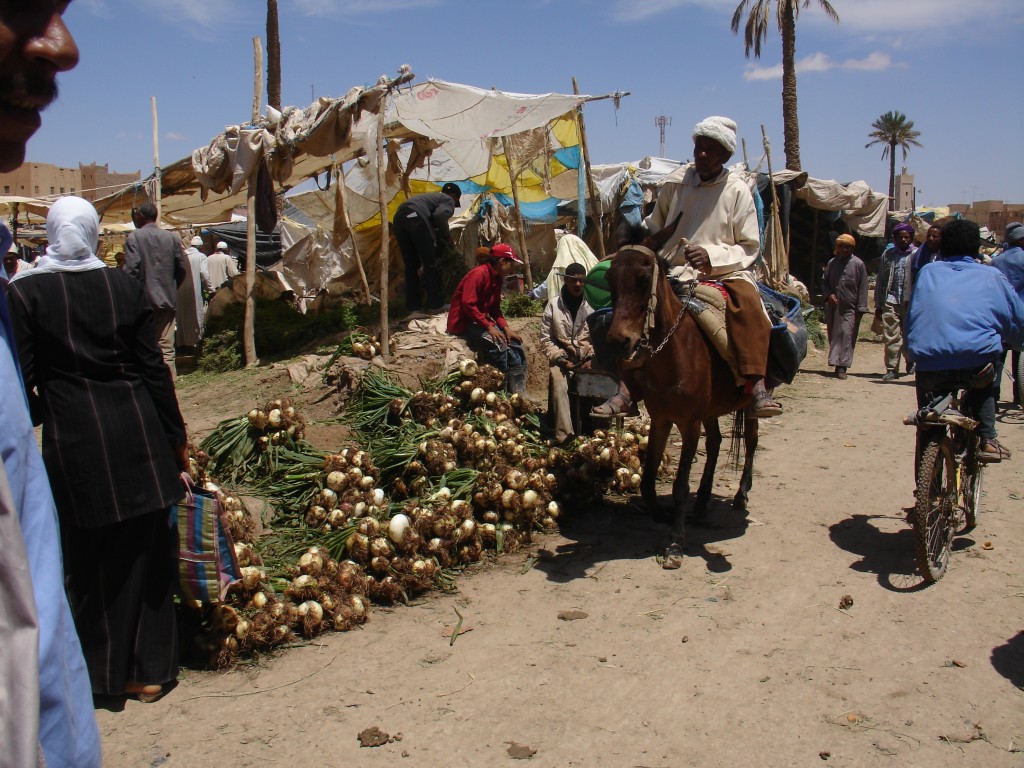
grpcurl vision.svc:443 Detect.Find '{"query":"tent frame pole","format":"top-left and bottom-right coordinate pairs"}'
top-left (504, 148), bottom-right (534, 289)
top-left (334, 162), bottom-right (372, 304)
top-left (244, 37), bottom-right (262, 367)
top-left (376, 98), bottom-right (390, 362)
top-left (573, 77), bottom-right (605, 260)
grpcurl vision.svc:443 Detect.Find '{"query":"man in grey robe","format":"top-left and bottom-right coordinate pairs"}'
top-left (176, 235), bottom-right (211, 349)
top-left (823, 233), bottom-right (868, 379)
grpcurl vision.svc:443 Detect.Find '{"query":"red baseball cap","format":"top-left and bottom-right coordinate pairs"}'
top-left (490, 243), bottom-right (523, 263)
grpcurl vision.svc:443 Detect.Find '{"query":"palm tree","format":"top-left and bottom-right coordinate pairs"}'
top-left (267, 0), bottom-right (281, 110)
top-left (865, 111), bottom-right (923, 211)
top-left (731, 0), bottom-right (839, 172)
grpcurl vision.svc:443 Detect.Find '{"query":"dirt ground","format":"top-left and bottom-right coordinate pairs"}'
top-left (97, 332), bottom-right (1024, 768)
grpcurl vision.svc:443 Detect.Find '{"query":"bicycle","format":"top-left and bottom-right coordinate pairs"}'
top-left (907, 372), bottom-right (989, 583)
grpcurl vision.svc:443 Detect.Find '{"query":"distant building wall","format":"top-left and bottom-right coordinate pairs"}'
top-left (894, 171), bottom-right (915, 210)
top-left (0, 162), bottom-right (79, 197)
top-left (943, 200), bottom-right (1024, 239)
top-left (79, 163), bottom-right (141, 202)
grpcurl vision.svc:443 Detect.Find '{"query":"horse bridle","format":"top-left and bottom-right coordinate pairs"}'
top-left (617, 245), bottom-right (694, 359)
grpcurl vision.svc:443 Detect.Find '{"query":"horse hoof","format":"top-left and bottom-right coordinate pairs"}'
top-left (733, 495), bottom-right (747, 512)
top-left (662, 544), bottom-right (684, 570)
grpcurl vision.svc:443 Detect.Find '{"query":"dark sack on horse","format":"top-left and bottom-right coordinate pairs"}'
top-left (758, 283), bottom-right (807, 385)
top-left (586, 308), bottom-right (618, 373)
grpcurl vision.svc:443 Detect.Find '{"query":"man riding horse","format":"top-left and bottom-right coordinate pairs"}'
top-left (594, 115), bottom-right (782, 419)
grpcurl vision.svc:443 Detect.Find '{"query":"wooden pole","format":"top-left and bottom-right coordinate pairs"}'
top-left (761, 124), bottom-right (786, 288)
top-left (151, 96), bottom-right (161, 219)
top-left (741, 138), bottom-right (749, 169)
top-left (376, 98), bottom-right (390, 362)
top-left (504, 148), bottom-right (534, 289)
top-left (809, 208), bottom-right (819, 298)
top-left (244, 37), bottom-right (262, 367)
top-left (334, 163), bottom-right (372, 304)
top-left (572, 77), bottom-right (606, 260)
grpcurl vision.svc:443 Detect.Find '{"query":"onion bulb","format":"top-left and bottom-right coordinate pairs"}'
top-left (239, 566), bottom-right (264, 591)
top-left (388, 513), bottom-right (411, 545)
top-left (522, 489), bottom-right (539, 508)
top-left (326, 470), bottom-right (347, 491)
top-left (349, 594), bottom-right (368, 618)
top-left (371, 488), bottom-right (386, 506)
top-left (267, 408), bottom-right (283, 428)
top-left (547, 500), bottom-right (561, 518)
top-left (485, 391), bottom-right (498, 406)
top-left (470, 387), bottom-right (486, 403)
top-left (251, 591), bottom-right (269, 609)
top-left (458, 359), bottom-right (478, 378)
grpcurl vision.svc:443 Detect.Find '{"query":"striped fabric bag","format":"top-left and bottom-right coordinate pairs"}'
top-left (169, 474), bottom-right (240, 604)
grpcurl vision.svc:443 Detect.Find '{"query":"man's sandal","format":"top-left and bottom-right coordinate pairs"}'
top-left (752, 391), bottom-right (783, 419)
top-left (977, 438), bottom-right (1010, 463)
top-left (591, 392), bottom-right (638, 418)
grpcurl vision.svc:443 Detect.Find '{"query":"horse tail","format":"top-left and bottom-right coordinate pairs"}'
top-left (728, 409), bottom-right (745, 470)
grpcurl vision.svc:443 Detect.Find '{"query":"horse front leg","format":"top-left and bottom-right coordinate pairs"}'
top-left (733, 409), bottom-right (759, 511)
top-left (641, 418), bottom-right (672, 521)
top-left (693, 418), bottom-right (722, 520)
top-left (662, 421), bottom-right (700, 569)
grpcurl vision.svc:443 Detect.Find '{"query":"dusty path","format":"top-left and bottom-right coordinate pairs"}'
top-left (98, 343), bottom-right (1024, 767)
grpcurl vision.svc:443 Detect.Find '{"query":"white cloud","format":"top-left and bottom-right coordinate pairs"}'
top-left (137, 0), bottom-right (246, 31)
top-left (610, 0), bottom-right (1023, 30)
top-left (293, 0), bottom-right (443, 15)
top-left (743, 50), bottom-right (894, 80)
top-left (165, 131), bottom-right (188, 141)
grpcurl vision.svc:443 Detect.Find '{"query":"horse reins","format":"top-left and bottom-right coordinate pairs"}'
top-left (618, 245), bottom-right (694, 359)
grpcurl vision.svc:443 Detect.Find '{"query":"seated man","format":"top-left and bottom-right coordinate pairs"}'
top-left (447, 244), bottom-right (527, 394)
top-left (540, 263), bottom-right (594, 444)
top-left (905, 219), bottom-right (1024, 461)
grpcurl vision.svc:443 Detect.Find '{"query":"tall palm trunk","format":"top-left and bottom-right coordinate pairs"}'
top-left (780, 1), bottom-right (801, 171)
top-left (267, 0), bottom-right (281, 110)
top-left (887, 141), bottom-right (896, 211)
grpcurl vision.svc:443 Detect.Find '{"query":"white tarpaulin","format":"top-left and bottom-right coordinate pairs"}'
top-left (772, 170), bottom-right (889, 238)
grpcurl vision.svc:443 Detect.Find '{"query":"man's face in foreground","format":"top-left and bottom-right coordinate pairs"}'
top-left (0, 2), bottom-right (79, 171)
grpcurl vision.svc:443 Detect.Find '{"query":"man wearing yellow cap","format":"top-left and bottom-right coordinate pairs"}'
top-left (822, 233), bottom-right (868, 379)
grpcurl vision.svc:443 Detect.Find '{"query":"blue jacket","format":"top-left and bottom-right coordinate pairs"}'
top-left (905, 256), bottom-right (1024, 372)
top-left (991, 245), bottom-right (1024, 300)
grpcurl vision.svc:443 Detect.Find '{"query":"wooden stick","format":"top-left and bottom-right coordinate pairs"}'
top-left (151, 96), bottom-right (160, 220)
top-left (573, 77), bottom-right (606, 260)
top-left (243, 37), bottom-right (262, 367)
top-left (333, 163), bottom-right (372, 304)
top-left (760, 125), bottom-right (786, 288)
top-left (504, 147), bottom-right (534, 289)
top-left (376, 98), bottom-right (390, 362)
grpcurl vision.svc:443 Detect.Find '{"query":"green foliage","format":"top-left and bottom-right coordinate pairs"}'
top-left (438, 244), bottom-right (469, 300)
top-left (198, 299), bottom-right (360, 371)
top-left (501, 291), bottom-right (544, 318)
top-left (804, 306), bottom-right (826, 350)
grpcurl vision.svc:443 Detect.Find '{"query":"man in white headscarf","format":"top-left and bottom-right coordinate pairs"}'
top-left (207, 240), bottom-right (239, 290)
top-left (645, 115), bottom-right (780, 418)
top-left (176, 235), bottom-right (211, 349)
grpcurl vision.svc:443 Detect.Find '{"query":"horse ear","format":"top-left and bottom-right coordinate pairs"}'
top-left (608, 216), bottom-right (635, 254)
top-left (643, 213), bottom-right (682, 253)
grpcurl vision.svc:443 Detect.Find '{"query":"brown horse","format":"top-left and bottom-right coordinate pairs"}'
top-left (604, 223), bottom-right (758, 563)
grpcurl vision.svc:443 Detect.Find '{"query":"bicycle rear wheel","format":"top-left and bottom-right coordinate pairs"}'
top-left (913, 434), bottom-right (956, 583)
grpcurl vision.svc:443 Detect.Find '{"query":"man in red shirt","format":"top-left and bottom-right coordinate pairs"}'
top-left (447, 244), bottom-right (527, 393)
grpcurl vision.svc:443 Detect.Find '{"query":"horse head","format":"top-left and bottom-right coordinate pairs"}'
top-left (605, 216), bottom-right (680, 368)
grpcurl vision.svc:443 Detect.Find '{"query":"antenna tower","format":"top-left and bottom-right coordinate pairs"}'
top-left (655, 115), bottom-right (672, 158)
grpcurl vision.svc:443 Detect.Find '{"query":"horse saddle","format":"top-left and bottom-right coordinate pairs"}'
top-left (673, 280), bottom-right (743, 385)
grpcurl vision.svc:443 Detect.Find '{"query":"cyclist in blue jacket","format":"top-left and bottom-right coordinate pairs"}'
top-left (905, 219), bottom-right (1024, 462)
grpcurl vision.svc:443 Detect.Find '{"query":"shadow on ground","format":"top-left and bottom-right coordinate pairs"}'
top-left (990, 631), bottom-right (1024, 689)
top-left (534, 492), bottom-right (750, 583)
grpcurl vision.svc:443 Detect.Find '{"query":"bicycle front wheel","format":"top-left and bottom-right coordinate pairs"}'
top-left (913, 434), bottom-right (956, 583)
top-left (961, 455), bottom-right (983, 533)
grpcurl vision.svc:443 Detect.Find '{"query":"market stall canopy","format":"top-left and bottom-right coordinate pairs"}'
top-left (91, 80), bottom-right (394, 226)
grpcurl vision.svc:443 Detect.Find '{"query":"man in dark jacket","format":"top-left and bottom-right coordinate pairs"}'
top-left (125, 202), bottom-right (188, 376)
top-left (393, 182), bottom-right (461, 313)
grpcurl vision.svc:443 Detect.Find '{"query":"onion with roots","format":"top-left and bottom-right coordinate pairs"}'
top-left (458, 359), bottom-right (478, 378)
top-left (388, 513), bottom-right (411, 545)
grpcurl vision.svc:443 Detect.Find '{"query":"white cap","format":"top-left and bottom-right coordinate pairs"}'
top-left (7, 241), bottom-right (18, 255)
top-left (190, 236), bottom-right (203, 247)
top-left (216, 241), bottom-right (229, 251)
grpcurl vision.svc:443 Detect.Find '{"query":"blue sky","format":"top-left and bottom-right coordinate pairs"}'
top-left (29, 0), bottom-right (1024, 207)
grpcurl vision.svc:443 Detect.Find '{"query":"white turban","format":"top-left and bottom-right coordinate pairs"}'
top-left (190, 235), bottom-right (204, 247)
top-left (692, 116), bottom-right (737, 155)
